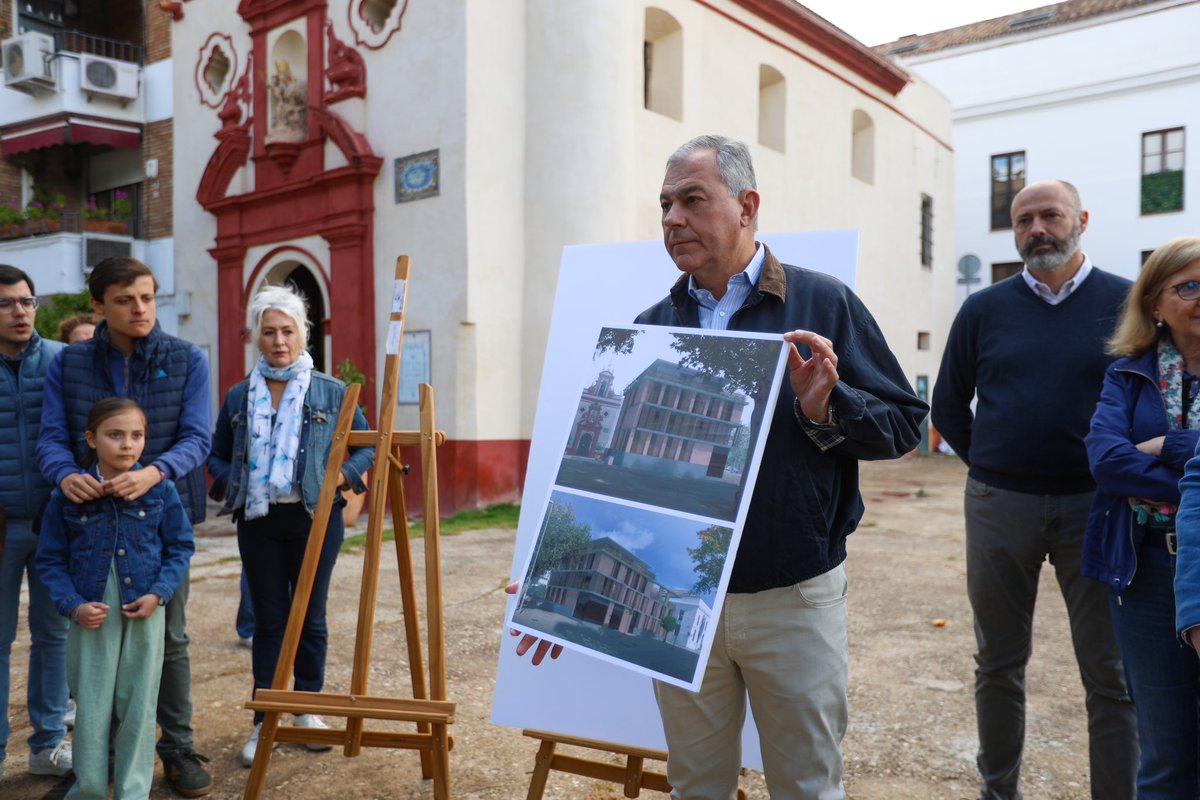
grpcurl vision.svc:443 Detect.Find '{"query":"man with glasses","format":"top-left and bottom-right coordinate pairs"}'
top-left (0, 264), bottom-right (72, 784)
top-left (932, 179), bottom-right (1137, 799)
top-left (37, 256), bottom-right (213, 797)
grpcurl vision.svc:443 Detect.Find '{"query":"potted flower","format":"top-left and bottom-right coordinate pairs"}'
top-left (334, 357), bottom-right (371, 526)
top-left (0, 202), bottom-right (22, 239)
top-left (83, 195), bottom-right (129, 235)
top-left (23, 194), bottom-right (63, 235)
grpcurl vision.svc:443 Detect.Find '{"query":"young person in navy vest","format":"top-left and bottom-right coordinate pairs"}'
top-left (932, 180), bottom-right (1137, 800)
top-left (37, 257), bottom-right (214, 798)
top-left (0, 264), bottom-right (72, 785)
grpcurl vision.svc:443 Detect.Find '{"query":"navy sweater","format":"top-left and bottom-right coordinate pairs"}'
top-left (931, 269), bottom-right (1131, 494)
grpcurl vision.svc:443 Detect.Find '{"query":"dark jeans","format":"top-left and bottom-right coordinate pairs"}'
top-left (1109, 545), bottom-right (1200, 799)
top-left (237, 503), bottom-right (343, 724)
top-left (156, 570), bottom-right (195, 755)
top-left (236, 567), bottom-right (254, 640)
top-left (964, 479), bottom-right (1137, 800)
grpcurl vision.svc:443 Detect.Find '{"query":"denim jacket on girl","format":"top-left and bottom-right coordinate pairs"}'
top-left (36, 468), bottom-right (196, 618)
top-left (207, 370), bottom-right (374, 517)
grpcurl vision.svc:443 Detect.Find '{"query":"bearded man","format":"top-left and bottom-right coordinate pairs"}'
top-left (931, 179), bottom-right (1138, 800)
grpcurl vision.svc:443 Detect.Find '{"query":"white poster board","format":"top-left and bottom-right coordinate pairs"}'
top-left (492, 231), bottom-right (858, 765)
top-left (506, 325), bottom-right (788, 689)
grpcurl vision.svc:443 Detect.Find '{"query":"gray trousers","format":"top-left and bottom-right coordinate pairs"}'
top-left (155, 569), bottom-right (194, 755)
top-left (964, 478), bottom-right (1136, 800)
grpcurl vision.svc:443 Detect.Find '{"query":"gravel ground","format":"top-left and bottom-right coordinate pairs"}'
top-left (3, 456), bottom-right (1097, 799)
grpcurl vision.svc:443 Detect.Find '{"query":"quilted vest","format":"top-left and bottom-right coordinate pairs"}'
top-left (58, 321), bottom-right (206, 522)
top-left (0, 333), bottom-right (64, 520)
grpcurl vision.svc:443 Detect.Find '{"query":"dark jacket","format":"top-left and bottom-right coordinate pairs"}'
top-left (635, 248), bottom-right (926, 593)
top-left (1084, 347), bottom-right (1200, 595)
top-left (36, 320), bottom-right (211, 523)
top-left (37, 467), bottom-right (195, 617)
top-left (0, 332), bottom-right (63, 521)
top-left (207, 371), bottom-right (374, 516)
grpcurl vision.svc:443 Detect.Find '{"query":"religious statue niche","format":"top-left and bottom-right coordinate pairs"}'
top-left (267, 58), bottom-right (307, 143)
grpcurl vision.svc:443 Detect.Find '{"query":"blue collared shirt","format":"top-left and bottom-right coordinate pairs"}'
top-left (688, 243), bottom-right (765, 331)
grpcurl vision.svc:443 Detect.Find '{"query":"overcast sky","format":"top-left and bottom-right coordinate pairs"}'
top-left (799, 0), bottom-right (1050, 46)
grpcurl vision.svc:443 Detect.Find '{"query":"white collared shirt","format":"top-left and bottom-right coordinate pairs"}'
top-left (1022, 255), bottom-right (1093, 306)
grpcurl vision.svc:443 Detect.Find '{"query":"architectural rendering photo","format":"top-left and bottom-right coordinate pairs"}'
top-left (555, 325), bottom-right (786, 522)
top-left (511, 490), bottom-right (729, 686)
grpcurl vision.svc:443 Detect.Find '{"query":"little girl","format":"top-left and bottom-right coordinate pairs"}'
top-left (37, 397), bottom-right (195, 799)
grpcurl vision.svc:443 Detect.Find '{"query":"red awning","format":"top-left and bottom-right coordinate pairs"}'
top-left (1, 116), bottom-right (141, 156)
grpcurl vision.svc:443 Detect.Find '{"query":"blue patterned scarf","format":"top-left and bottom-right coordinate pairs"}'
top-left (245, 351), bottom-right (313, 520)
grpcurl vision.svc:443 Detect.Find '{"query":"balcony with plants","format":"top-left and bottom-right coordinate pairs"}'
top-left (0, 188), bottom-right (136, 241)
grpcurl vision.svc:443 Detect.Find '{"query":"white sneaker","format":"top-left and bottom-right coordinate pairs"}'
top-left (293, 714), bottom-right (333, 752)
top-left (29, 740), bottom-right (73, 776)
top-left (63, 698), bottom-right (76, 729)
top-left (241, 723), bottom-right (263, 767)
top-left (237, 636), bottom-right (253, 650)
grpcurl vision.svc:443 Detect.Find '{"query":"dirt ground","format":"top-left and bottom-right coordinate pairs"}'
top-left (4, 455), bottom-right (1100, 799)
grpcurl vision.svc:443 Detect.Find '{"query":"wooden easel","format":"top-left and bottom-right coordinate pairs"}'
top-left (522, 729), bottom-right (746, 800)
top-left (243, 256), bottom-right (455, 799)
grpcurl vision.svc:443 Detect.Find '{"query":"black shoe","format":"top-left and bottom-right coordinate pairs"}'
top-left (159, 750), bottom-right (213, 798)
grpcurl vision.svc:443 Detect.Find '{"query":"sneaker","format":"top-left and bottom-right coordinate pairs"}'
top-left (29, 740), bottom-right (73, 776)
top-left (159, 749), bottom-right (212, 797)
top-left (63, 698), bottom-right (77, 729)
top-left (237, 635), bottom-right (253, 649)
top-left (241, 723), bottom-right (260, 767)
top-left (293, 714), bottom-right (333, 752)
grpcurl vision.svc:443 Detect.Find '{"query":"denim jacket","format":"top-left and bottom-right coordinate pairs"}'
top-left (207, 370), bottom-right (374, 516)
top-left (36, 469), bottom-right (196, 618)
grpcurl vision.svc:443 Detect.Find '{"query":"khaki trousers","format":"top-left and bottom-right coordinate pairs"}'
top-left (654, 564), bottom-right (849, 800)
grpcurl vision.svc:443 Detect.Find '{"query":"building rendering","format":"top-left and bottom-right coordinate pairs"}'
top-left (2, 0), bottom-right (954, 511)
top-left (609, 358), bottom-right (748, 480)
top-left (544, 536), bottom-right (672, 639)
top-left (665, 592), bottom-right (712, 651)
top-left (878, 0), bottom-right (1198, 304)
top-left (566, 368), bottom-right (623, 459)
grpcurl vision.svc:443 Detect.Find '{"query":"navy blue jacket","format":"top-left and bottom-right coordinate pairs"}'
top-left (0, 332), bottom-right (63, 521)
top-left (1084, 348), bottom-right (1200, 595)
top-left (207, 371), bottom-right (374, 517)
top-left (37, 320), bottom-right (211, 523)
top-left (37, 468), bottom-right (195, 617)
top-left (635, 248), bottom-right (926, 593)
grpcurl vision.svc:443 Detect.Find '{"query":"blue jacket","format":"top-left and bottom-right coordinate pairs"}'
top-left (0, 332), bottom-right (63, 521)
top-left (634, 248), bottom-right (926, 593)
top-left (1083, 348), bottom-right (1200, 595)
top-left (1175, 441), bottom-right (1200, 635)
top-left (207, 371), bottom-right (374, 516)
top-left (36, 320), bottom-right (212, 523)
top-left (36, 468), bottom-right (195, 617)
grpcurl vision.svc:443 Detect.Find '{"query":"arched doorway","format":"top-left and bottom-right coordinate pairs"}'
top-left (282, 265), bottom-right (327, 372)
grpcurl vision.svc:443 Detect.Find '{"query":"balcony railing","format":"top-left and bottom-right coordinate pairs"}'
top-left (0, 211), bottom-right (140, 240)
top-left (53, 30), bottom-right (142, 64)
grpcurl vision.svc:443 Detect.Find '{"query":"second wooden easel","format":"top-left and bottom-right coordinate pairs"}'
top-left (242, 255), bottom-right (455, 799)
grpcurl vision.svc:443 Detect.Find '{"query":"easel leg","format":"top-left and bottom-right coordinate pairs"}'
top-left (387, 455), bottom-right (433, 778)
top-left (526, 739), bottom-right (557, 800)
top-left (243, 710), bottom-right (281, 799)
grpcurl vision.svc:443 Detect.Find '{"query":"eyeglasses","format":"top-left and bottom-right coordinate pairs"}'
top-left (1170, 281), bottom-right (1200, 302)
top-left (0, 296), bottom-right (38, 313)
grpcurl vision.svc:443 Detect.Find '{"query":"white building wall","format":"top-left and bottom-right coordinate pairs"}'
top-left (170, 0), bottom-right (952, 452)
top-left (897, 0), bottom-right (1200, 306)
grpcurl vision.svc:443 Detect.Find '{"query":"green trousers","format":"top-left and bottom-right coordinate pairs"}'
top-left (67, 561), bottom-right (164, 800)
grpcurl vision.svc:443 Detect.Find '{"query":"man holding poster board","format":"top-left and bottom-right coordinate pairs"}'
top-left (596, 135), bottom-right (923, 799)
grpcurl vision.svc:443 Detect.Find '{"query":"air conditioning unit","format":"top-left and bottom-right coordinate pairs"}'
top-left (80, 54), bottom-right (139, 103)
top-left (83, 235), bottom-right (133, 274)
top-left (2, 32), bottom-right (56, 93)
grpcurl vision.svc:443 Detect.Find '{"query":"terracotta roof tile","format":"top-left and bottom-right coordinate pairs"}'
top-left (872, 0), bottom-right (1171, 57)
